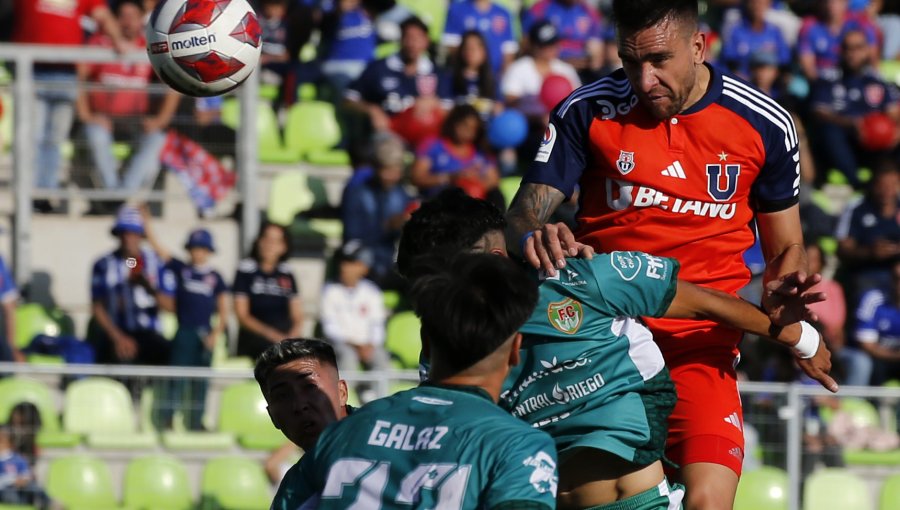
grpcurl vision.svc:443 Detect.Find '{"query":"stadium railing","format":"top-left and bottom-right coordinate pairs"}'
top-left (0, 361), bottom-right (898, 510)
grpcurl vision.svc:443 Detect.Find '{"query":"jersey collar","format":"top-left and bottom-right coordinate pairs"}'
top-left (679, 62), bottom-right (721, 116)
top-left (420, 381), bottom-right (494, 402)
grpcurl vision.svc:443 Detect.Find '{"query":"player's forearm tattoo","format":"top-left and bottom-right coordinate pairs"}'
top-left (505, 184), bottom-right (566, 248)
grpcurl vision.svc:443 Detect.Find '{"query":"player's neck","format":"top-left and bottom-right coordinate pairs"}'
top-left (431, 373), bottom-right (504, 402)
top-left (681, 63), bottom-right (711, 114)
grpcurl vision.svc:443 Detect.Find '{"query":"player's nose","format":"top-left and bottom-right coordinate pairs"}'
top-left (637, 63), bottom-right (660, 94)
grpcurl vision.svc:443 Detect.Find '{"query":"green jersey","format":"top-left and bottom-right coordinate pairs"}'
top-left (500, 251), bottom-right (680, 464)
top-left (282, 383), bottom-right (559, 510)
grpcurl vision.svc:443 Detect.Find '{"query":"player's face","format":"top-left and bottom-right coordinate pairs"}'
top-left (266, 358), bottom-right (348, 452)
top-left (471, 230), bottom-right (508, 257)
top-left (618, 18), bottom-right (705, 120)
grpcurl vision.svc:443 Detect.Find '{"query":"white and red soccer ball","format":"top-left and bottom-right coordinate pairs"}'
top-left (146, 0), bottom-right (262, 97)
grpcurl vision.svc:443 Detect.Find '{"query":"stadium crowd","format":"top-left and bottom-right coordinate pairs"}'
top-left (2, 0), bottom-right (900, 506)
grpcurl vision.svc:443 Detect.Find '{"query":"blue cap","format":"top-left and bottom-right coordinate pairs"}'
top-left (185, 228), bottom-right (215, 252)
top-left (111, 206), bottom-right (145, 236)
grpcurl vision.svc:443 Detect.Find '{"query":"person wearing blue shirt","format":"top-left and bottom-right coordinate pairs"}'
top-left (341, 133), bottom-right (414, 290)
top-left (0, 426), bottom-right (48, 508)
top-left (158, 229), bottom-right (229, 430)
top-left (720, 0), bottom-right (791, 78)
top-left (521, 0), bottom-right (604, 79)
top-left (797, 0), bottom-right (878, 81)
top-left (854, 261), bottom-right (900, 385)
top-left (442, 0), bottom-right (518, 74)
top-left (0, 256), bottom-right (19, 363)
top-left (320, 0), bottom-right (377, 99)
top-left (810, 29), bottom-right (900, 188)
top-left (87, 206), bottom-right (170, 365)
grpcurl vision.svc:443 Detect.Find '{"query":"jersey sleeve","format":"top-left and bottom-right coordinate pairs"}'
top-left (90, 258), bottom-right (110, 302)
top-left (271, 457), bottom-right (319, 510)
top-left (484, 431), bottom-right (557, 509)
top-left (231, 267), bottom-right (251, 297)
top-left (160, 261), bottom-right (178, 297)
top-left (214, 271), bottom-right (228, 295)
top-left (586, 252), bottom-right (680, 318)
top-left (855, 289), bottom-right (885, 344)
top-left (0, 256), bottom-right (18, 303)
top-left (345, 62), bottom-right (380, 104)
top-left (441, 3), bottom-right (464, 47)
top-left (522, 98), bottom-right (592, 199)
top-left (751, 103), bottom-right (801, 213)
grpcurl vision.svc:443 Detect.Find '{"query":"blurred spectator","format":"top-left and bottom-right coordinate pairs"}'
top-left (341, 133), bottom-right (414, 290)
top-left (0, 426), bottom-right (49, 509)
top-left (0, 255), bottom-right (19, 363)
top-left (521, 0), bottom-right (604, 81)
top-left (411, 104), bottom-right (502, 207)
top-left (720, 0), bottom-right (791, 78)
top-left (87, 206), bottom-right (170, 365)
top-left (319, 241), bottom-right (390, 402)
top-left (501, 21), bottom-right (580, 114)
top-left (363, 0), bottom-right (414, 44)
top-left (746, 49), bottom-right (786, 98)
top-left (158, 229), bottom-right (229, 430)
top-left (344, 16), bottom-right (443, 159)
top-left (319, 0), bottom-right (377, 101)
top-left (192, 96), bottom-right (236, 161)
top-left (854, 259), bottom-right (900, 385)
top-left (7, 403), bottom-right (39, 468)
top-left (797, 0), bottom-right (878, 81)
top-left (233, 223), bottom-right (303, 360)
top-left (258, 0), bottom-right (292, 87)
top-left (836, 164), bottom-right (900, 304)
top-left (876, 0), bottom-right (900, 59)
top-left (76, 0), bottom-right (180, 192)
top-left (442, 0), bottom-right (518, 74)
top-left (597, 23), bottom-right (622, 77)
top-left (14, 0), bottom-right (125, 212)
top-left (809, 28), bottom-right (899, 187)
top-left (439, 30), bottom-right (502, 117)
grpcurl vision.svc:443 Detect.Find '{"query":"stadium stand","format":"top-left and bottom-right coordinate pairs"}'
top-left (122, 455), bottom-right (193, 510)
top-left (734, 466), bottom-right (789, 510)
top-left (803, 468), bottom-right (874, 510)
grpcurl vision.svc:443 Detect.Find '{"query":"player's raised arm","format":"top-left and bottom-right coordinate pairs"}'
top-left (663, 280), bottom-right (838, 393)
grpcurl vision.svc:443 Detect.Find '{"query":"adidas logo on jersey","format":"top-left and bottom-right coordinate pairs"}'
top-left (724, 412), bottom-right (742, 431)
top-left (660, 161), bottom-right (686, 179)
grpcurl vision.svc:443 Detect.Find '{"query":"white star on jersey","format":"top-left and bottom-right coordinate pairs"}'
top-left (718, 151), bottom-right (729, 161)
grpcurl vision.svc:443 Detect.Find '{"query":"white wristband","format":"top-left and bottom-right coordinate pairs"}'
top-left (793, 321), bottom-right (820, 359)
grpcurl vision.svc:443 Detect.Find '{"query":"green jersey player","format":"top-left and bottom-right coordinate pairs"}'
top-left (396, 189), bottom-right (837, 510)
top-left (288, 254), bottom-right (560, 509)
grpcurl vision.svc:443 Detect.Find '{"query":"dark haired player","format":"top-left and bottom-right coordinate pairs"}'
top-left (506, 0), bottom-right (819, 507)
top-left (284, 254), bottom-right (559, 509)
top-left (400, 190), bottom-right (834, 510)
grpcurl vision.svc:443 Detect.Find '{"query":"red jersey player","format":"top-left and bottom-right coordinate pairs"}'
top-left (506, 1), bottom-right (836, 509)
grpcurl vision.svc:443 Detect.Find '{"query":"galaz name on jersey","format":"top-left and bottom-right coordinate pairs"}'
top-left (367, 420), bottom-right (449, 451)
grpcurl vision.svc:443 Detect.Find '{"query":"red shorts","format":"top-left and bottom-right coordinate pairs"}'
top-left (663, 361), bottom-right (745, 476)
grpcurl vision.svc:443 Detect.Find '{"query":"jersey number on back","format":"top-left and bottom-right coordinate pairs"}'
top-left (322, 458), bottom-right (472, 509)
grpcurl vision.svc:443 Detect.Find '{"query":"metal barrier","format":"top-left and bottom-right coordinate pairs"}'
top-left (1, 362), bottom-right (899, 509)
top-left (0, 43), bottom-right (260, 285)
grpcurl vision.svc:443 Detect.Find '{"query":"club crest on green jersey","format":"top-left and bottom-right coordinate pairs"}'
top-left (547, 298), bottom-right (583, 334)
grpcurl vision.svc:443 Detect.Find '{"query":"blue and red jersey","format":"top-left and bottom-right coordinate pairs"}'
top-left (524, 65), bottom-right (800, 360)
top-left (416, 136), bottom-right (494, 197)
top-left (522, 0), bottom-right (604, 62)
top-left (797, 15), bottom-right (878, 76)
top-left (442, 1), bottom-right (518, 73)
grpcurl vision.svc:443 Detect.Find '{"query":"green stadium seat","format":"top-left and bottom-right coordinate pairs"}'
top-left (820, 397), bottom-right (881, 428)
top-left (0, 92), bottom-right (12, 152)
top-left (803, 468), bottom-right (873, 510)
top-left (14, 303), bottom-right (59, 350)
top-left (881, 473), bottom-right (900, 510)
top-left (398, 0), bottom-right (447, 42)
top-left (63, 377), bottom-right (157, 449)
top-left (201, 457), bottom-right (271, 510)
top-left (123, 456), bottom-right (193, 510)
top-left (284, 101), bottom-right (350, 165)
top-left (880, 60), bottom-right (900, 86)
top-left (46, 455), bottom-right (122, 510)
top-left (0, 377), bottom-right (79, 448)
top-left (220, 99), bottom-right (297, 163)
top-left (734, 466), bottom-right (788, 510)
top-left (159, 310), bottom-right (179, 340)
top-left (385, 311), bottom-right (422, 370)
top-left (219, 380), bottom-right (287, 450)
top-left (266, 170), bottom-right (319, 226)
top-left (500, 175), bottom-right (522, 209)
top-left (0, 505), bottom-right (35, 510)
top-left (375, 42), bottom-right (399, 58)
top-left (383, 290), bottom-right (402, 311)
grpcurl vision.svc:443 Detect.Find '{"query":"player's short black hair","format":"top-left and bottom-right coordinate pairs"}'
top-left (396, 188), bottom-right (506, 280)
top-left (412, 254), bottom-right (538, 374)
top-left (612, 0), bottom-right (699, 35)
top-left (254, 338), bottom-right (338, 397)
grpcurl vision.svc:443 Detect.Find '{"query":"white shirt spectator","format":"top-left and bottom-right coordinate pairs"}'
top-left (319, 279), bottom-right (386, 347)
top-left (501, 56), bottom-right (581, 100)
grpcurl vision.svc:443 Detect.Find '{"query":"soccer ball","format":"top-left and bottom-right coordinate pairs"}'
top-left (146, 0), bottom-right (262, 97)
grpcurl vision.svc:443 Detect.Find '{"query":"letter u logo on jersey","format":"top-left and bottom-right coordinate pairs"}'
top-left (706, 164), bottom-right (741, 202)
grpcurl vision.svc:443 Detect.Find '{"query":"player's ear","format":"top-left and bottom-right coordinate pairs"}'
top-left (508, 333), bottom-right (522, 367)
top-left (691, 29), bottom-right (706, 65)
top-left (337, 379), bottom-right (349, 407)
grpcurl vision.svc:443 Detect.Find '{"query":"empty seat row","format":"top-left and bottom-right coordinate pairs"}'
top-left (735, 466), bottom-right (900, 510)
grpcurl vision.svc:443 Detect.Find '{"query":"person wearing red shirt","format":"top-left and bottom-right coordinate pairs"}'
top-left (14, 0), bottom-right (125, 210)
top-left (506, 1), bottom-right (831, 509)
top-left (75, 0), bottom-right (179, 192)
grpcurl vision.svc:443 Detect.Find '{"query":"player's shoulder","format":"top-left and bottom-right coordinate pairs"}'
top-left (716, 68), bottom-right (798, 150)
top-left (555, 69), bottom-right (635, 120)
top-left (237, 258), bottom-right (257, 273)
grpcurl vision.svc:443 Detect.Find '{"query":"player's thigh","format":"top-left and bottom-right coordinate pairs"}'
top-left (679, 462), bottom-right (739, 510)
top-left (558, 448), bottom-right (665, 510)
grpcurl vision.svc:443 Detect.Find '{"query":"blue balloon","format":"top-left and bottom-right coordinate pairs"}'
top-left (488, 110), bottom-right (528, 148)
